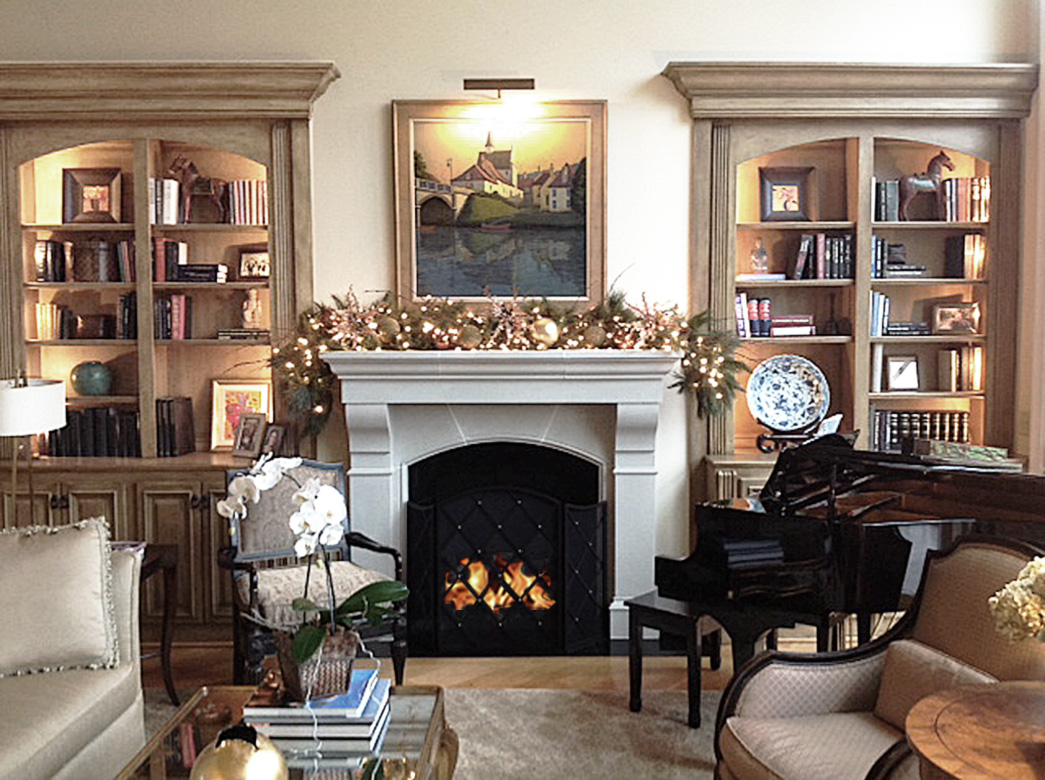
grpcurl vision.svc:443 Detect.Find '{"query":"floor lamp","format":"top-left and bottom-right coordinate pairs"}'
top-left (0, 378), bottom-right (66, 525)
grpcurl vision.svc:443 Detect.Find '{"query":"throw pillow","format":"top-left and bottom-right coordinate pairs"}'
top-left (0, 517), bottom-right (118, 676)
top-left (873, 638), bottom-right (996, 729)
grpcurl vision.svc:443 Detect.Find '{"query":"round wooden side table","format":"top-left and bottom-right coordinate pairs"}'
top-left (906, 681), bottom-right (1045, 779)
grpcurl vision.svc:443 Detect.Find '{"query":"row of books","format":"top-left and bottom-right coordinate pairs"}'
top-left (34, 239), bottom-right (135, 283)
top-left (243, 668), bottom-right (391, 765)
top-left (33, 305), bottom-right (117, 340)
top-left (149, 177), bottom-right (183, 225)
top-left (153, 237), bottom-right (229, 283)
top-left (148, 176), bottom-right (267, 226)
top-left (734, 294), bottom-right (816, 338)
top-left (154, 294), bottom-right (194, 340)
top-left (871, 238), bottom-right (927, 278)
top-left (944, 234), bottom-right (986, 279)
top-left (43, 407), bottom-right (141, 458)
top-left (789, 233), bottom-right (854, 280)
top-left (938, 346), bottom-right (984, 392)
top-left (228, 179), bottom-right (268, 226)
top-left (870, 409), bottom-right (970, 452)
top-left (874, 177), bottom-right (990, 223)
top-left (156, 397), bottom-right (195, 457)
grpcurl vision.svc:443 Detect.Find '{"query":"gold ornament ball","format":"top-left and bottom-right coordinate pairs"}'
top-left (532, 317), bottom-right (559, 346)
top-left (376, 316), bottom-right (401, 342)
top-left (582, 324), bottom-right (607, 347)
top-left (190, 725), bottom-right (287, 780)
top-left (458, 323), bottom-right (482, 349)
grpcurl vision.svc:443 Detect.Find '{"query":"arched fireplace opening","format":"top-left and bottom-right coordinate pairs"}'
top-left (406, 442), bottom-right (609, 656)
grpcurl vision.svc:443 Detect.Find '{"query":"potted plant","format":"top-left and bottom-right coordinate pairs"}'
top-left (218, 455), bottom-right (408, 700)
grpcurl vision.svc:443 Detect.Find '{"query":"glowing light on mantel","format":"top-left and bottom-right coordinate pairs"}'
top-left (445, 553), bottom-right (556, 614)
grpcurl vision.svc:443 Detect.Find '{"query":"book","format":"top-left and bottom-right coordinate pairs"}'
top-left (912, 439), bottom-right (1023, 472)
top-left (871, 343), bottom-right (884, 393)
top-left (791, 234), bottom-right (813, 279)
top-left (769, 324), bottom-right (815, 337)
top-left (734, 292), bottom-right (748, 339)
top-left (247, 668), bottom-right (381, 724)
top-left (267, 701), bottom-right (392, 756)
top-left (736, 273), bottom-right (786, 282)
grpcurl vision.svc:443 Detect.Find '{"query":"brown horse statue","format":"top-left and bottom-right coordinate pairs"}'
top-left (166, 155), bottom-right (226, 223)
top-left (898, 150), bottom-right (954, 220)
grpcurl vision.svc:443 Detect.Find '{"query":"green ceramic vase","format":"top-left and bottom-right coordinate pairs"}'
top-left (70, 361), bottom-right (113, 396)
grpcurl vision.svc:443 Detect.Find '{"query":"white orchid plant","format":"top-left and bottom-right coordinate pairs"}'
top-left (218, 454), bottom-right (407, 664)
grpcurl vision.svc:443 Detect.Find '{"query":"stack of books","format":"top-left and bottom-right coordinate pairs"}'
top-left (243, 668), bottom-right (392, 766)
top-left (217, 328), bottom-right (269, 341)
top-left (701, 537), bottom-right (785, 570)
top-left (769, 314), bottom-right (815, 337)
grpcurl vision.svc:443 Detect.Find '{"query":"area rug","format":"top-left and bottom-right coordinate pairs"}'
top-left (145, 688), bottom-right (720, 779)
top-left (445, 689), bottom-right (718, 779)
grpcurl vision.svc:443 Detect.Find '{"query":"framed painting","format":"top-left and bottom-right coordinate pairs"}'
top-left (393, 99), bottom-right (606, 304)
top-left (932, 302), bottom-right (980, 334)
top-left (231, 412), bottom-right (266, 458)
top-left (211, 380), bottom-right (271, 450)
top-left (759, 167), bottom-right (814, 222)
top-left (63, 168), bottom-right (122, 223)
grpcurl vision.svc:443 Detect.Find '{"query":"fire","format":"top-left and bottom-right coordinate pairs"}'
top-left (444, 553), bottom-right (556, 613)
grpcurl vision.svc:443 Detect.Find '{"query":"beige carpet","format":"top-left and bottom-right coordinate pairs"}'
top-left (146, 688), bottom-right (719, 779)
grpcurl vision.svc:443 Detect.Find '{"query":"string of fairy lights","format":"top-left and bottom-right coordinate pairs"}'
top-left (271, 290), bottom-right (746, 435)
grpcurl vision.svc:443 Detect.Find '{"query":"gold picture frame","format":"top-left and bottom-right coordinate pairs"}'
top-left (393, 99), bottom-right (606, 304)
top-left (211, 380), bottom-right (271, 451)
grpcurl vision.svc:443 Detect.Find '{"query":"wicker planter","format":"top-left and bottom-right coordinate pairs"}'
top-left (274, 626), bottom-right (360, 702)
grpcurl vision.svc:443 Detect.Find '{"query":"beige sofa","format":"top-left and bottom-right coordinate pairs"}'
top-left (0, 526), bottom-right (145, 780)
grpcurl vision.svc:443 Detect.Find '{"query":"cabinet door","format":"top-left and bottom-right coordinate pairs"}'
top-left (65, 479), bottom-right (132, 540)
top-left (1, 474), bottom-right (61, 529)
top-left (203, 476), bottom-right (236, 621)
top-left (137, 482), bottom-right (204, 624)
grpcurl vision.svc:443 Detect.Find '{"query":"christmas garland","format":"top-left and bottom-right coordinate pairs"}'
top-left (272, 290), bottom-right (746, 435)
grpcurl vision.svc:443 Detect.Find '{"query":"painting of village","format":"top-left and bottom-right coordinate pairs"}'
top-left (411, 117), bottom-right (590, 298)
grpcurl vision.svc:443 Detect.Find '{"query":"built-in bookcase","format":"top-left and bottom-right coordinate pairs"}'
top-left (662, 62), bottom-right (1036, 500)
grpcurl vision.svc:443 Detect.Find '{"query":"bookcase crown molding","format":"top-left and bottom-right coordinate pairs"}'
top-left (662, 62), bottom-right (1039, 119)
top-left (0, 61), bottom-right (340, 120)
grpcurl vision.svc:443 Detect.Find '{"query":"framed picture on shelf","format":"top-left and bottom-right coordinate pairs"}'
top-left (759, 167), bottom-right (814, 222)
top-left (392, 99), bottom-right (606, 304)
top-left (259, 423), bottom-right (286, 456)
top-left (932, 302), bottom-right (980, 334)
top-left (211, 380), bottom-right (271, 450)
top-left (63, 168), bottom-right (122, 223)
top-left (886, 356), bottom-right (920, 391)
top-left (231, 413), bottom-right (266, 458)
top-left (238, 246), bottom-right (270, 279)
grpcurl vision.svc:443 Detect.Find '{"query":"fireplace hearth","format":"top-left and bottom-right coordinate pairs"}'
top-left (407, 442), bottom-right (608, 656)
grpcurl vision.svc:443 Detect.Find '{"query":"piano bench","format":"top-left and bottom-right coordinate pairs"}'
top-left (625, 590), bottom-right (723, 728)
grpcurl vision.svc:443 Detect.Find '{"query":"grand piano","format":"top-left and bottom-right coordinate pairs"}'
top-left (655, 434), bottom-right (1044, 671)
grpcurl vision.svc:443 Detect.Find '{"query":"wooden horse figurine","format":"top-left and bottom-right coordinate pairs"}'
top-left (898, 150), bottom-right (954, 220)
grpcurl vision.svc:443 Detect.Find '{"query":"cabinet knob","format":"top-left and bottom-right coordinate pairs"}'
top-left (49, 495), bottom-right (59, 510)
top-left (190, 495), bottom-right (200, 509)
top-left (198, 495), bottom-right (210, 512)
top-left (61, 496), bottom-right (70, 510)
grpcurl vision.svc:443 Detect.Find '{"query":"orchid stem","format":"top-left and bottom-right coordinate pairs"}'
top-left (321, 545), bottom-right (338, 634)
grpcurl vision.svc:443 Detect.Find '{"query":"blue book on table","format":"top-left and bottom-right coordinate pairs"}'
top-left (304, 667), bottom-right (380, 719)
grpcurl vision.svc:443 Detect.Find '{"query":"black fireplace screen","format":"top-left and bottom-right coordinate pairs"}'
top-left (406, 443), bottom-right (608, 656)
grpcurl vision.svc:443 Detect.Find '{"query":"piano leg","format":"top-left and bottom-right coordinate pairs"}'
top-left (686, 628), bottom-right (702, 728)
top-left (628, 607), bottom-right (643, 715)
top-left (857, 612), bottom-right (872, 645)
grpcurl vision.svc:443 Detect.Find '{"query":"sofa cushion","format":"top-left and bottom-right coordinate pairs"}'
top-left (0, 656), bottom-right (139, 779)
top-left (0, 517), bottom-right (117, 676)
top-left (873, 639), bottom-right (996, 730)
top-left (237, 559), bottom-right (388, 627)
top-left (720, 711), bottom-right (903, 780)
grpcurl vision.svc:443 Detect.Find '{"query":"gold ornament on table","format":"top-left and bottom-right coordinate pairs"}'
top-left (189, 723), bottom-right (288, 780)
top-left (532, 317), bottom-right (559, 347)
top-left (272, 288), bottom-right (747, 433)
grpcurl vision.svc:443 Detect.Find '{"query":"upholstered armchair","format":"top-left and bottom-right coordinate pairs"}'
top-left (218, 459), bottom-right (408, 685)
top-left (714, 535), bottom-right (1045, 780)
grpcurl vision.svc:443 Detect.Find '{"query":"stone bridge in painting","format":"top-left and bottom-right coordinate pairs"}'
top-left (415, 178), bottom-right (469, 226)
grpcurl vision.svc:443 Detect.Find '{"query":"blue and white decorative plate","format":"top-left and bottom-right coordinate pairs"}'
top-left (746, 354), bottom-right (830, 432)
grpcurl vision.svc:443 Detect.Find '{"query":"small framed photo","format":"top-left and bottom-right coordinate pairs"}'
top-left (231, 413), bottom-right (266, 458)
top-left (759, 167), bottom-right (814, 222)
top-left (887, 356), bottom-right (920, 391)
top-left (63, 168), bottom-right (122, 223)
top-left (932, 302), bottom-right (980, 334)
top-left (211, 379), bottom-right (272, 450)
top-left (239, 246), bottom-right (270, 279)
top-left (260, 423), bottom-right (286, 456)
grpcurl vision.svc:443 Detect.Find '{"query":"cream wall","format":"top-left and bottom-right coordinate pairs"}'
top-left (0, 0), bottom-right (1037, 555)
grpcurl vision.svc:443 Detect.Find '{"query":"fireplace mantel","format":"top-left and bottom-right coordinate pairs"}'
top-left (325, 349), bottom-right (681, 639)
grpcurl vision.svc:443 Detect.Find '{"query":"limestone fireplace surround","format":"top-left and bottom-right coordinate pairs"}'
top-left (324, 349), bottom-right (680, 639)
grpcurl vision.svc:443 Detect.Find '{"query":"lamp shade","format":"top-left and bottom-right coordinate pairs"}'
top-left (0, 379), bottom-right (66, 436)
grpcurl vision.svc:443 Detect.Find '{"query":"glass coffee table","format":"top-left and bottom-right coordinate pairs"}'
top-left (117, 684), bottom-right (458, 779)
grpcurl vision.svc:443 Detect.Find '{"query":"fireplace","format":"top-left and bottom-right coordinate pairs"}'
top-left (324, 349), bottom-right (679, 640)
top-left (406, 442), bottom-right (608, 655)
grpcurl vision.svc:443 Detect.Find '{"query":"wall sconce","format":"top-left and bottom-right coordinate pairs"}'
top-left (463, 78), bottom-right (535, 100)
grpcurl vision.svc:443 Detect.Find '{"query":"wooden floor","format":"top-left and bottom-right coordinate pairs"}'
top-left (142, 641), bottom-right (746, 694)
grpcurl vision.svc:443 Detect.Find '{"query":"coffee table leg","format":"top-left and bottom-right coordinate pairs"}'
top-left (686, 623), bottom-right (702, 728)
top-left (629, 608), bottom-right (643, 713)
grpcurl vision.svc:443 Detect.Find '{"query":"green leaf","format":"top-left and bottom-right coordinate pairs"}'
top-left (291, 597), bottom-right (321, 613)
top-left (335, 580), bottom-right (408, 619)
top-left (291, 624), bottom-right (327, 665)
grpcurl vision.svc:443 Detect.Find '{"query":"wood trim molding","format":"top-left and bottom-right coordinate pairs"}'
top-left (0, 62), bottom-right (340, 121)
top-left (662, 62), bottom-right (1038, 119)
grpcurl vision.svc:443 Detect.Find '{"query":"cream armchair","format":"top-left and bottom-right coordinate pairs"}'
top-left (715, 535), bottom-right (1045, 780)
